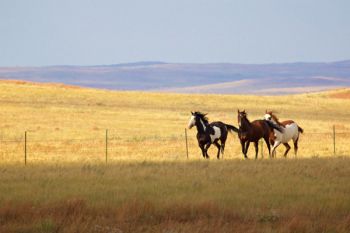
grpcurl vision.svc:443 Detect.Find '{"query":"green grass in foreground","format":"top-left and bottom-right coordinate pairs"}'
top-left (0, 158), bottom-right (350, 233)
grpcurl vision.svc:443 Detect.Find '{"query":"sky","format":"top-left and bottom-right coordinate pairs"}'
top-left (0, 0), bottom-right (349, 66)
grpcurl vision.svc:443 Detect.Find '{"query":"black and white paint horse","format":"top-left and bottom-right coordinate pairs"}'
top-left (188, 111), bottom-right (239, 159)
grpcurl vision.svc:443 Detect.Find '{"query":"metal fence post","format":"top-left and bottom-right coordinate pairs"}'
top-left (105, 129), bottom-right (108, 164)
top-left (185, 128), bottom-right (189, 159)
top-left (24, 131), bottom-right (27, 165)
top-left (333, 125), bottom-right (336, 156)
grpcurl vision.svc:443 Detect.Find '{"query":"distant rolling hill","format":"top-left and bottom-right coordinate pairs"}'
top-left (0, 60), bottom-right (349, 94)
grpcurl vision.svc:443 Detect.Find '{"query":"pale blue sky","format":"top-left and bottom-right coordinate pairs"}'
top-left (0, 0), bottom-right (349, 66)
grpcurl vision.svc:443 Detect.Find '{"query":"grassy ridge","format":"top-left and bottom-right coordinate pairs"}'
top-left (1, 158), bottom-right (350, 232)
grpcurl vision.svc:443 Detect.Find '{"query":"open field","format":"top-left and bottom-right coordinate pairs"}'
top-left (0, 80), bottom-right (350, 232)
top-left (0, 80), bottom-right (350, 163)
top-left (1, 159), bottom-right (350, 233)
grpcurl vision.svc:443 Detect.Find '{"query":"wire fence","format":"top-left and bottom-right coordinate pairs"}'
top-left (0, 126), bottom-right (349, 164)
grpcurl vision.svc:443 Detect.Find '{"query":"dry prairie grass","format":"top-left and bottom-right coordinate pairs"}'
top-left (0, 159), bottom-right (350, 233)
top-left (0, 81), bottom-right (350, 232)
top-left (0, 81), bottom-right (349, 163)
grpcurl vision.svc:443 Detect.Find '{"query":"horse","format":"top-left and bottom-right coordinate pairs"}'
top-left (237, 109), bottom-right (283, 159)
top-left (264, 111), bottom-right (303, 158)
top-left (188, 111), bottom-right (239, 159)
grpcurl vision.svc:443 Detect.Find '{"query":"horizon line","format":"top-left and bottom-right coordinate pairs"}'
top-left (1, 59), bottom-right (350, 68)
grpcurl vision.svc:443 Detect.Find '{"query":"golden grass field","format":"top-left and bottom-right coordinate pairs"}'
top-left (0, 80), bottom-right (350, 232)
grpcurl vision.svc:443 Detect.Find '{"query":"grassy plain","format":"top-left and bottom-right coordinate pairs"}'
top-left (0, 80), bottom-right (349, 163)
top-left (1, 159), bottom-right (350, 233)
top-left (0, 81), bottom-right (350, 232)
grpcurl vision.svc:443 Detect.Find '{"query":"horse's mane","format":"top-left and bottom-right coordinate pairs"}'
top-left (195, 111), bottom-right (209, 124)
top-left (269, 112), bottom-right (282, 125)
top-left (243, 115), bottom-right (250, 123)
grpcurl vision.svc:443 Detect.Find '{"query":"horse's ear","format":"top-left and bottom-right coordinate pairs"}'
top-left (191, 111), bottom-right (194, 115)
top-left (243, 109), bottom-right (246, 113)
top-left (265, 109), bottom-right (268, 113)
top-left (237, 109), bottom-right (239, 113)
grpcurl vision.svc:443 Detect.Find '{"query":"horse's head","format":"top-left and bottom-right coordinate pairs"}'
top-left (264, 110), bottom-right (276, 123)
top-left (188, 111), bottom-right (208, 129)
top-left (237, 109), bottom-right (247, 127)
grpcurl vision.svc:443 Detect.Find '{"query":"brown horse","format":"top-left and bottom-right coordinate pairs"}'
top-left (237, 110), bottom-right (283, 159)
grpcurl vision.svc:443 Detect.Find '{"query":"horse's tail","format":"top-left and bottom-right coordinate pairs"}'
top-left (298, 126), bottom-right (304, 133)
top-left (225, 124), bottom-right (239, 134)
top-left (265, 120), bottom-right (284, 133)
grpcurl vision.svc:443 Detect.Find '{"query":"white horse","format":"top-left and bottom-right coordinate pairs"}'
top-left (264, 111), bottom-right (303, 158)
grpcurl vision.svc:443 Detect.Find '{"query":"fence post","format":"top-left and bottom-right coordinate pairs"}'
top-left (105, 129), bottom-right (108, 164)
top-left (260, 139), bottom-right (263, 159)
top-left (24, 131), bottom-right (27, 166)
top-left (185, 128), bottom-right (189, 159)
top-left (333, 125), bottom-right (336, 156)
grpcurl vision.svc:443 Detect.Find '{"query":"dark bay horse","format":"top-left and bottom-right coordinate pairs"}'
top-left (237, 110), bottom-right (283, 159)
top-left (188, 111), bottom-right (239, 159)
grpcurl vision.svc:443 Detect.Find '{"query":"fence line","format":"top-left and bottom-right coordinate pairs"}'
top-left (0, 125), bottom-right (349, 165)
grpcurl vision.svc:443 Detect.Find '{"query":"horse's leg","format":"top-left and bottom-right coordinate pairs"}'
top-left (221, 141), bottom-right (226, 157)
top-left (283, 143), bottom-right (291, 158)
top-left (200, 144), bottom-right (206, 158)
top-left (264, 136), bottom-right (272, 158)
top-left (244, 141), bottom-right (250, 159)
top-left (204, 143), bottom-right (211, 159)
top-left (267, 130), bottom-right (276, 158)
top-left (254, 141), bottom-right (259, 159)
top-left (269, 139), bottom-right (274, 158)
top-left (293, 136), bottom-right (299, 158)
top-left (213, 141), bottom-right (221, 159)
top-left (220, 133), bottom-right (227, 159)
top-left (240, 140), bottom-right (246, 159)
top-left (271, 141), bottom-right (281, 158)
